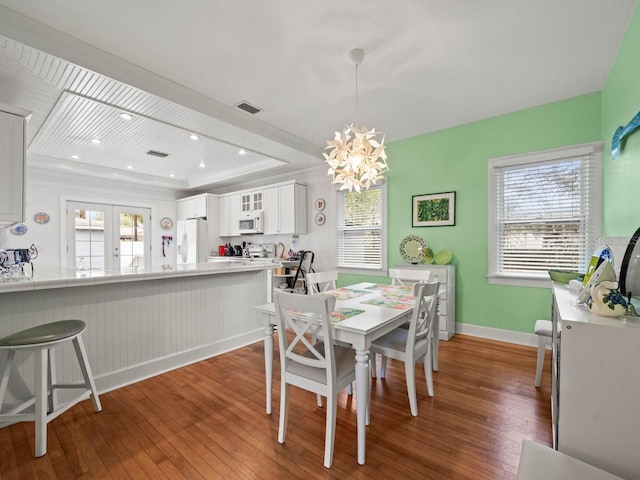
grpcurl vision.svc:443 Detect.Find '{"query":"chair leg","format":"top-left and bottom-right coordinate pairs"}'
top-left (47, 348), bottom-right (57, 413)
top-left (34, 348), bottom-right (48, 457)
top-left (316, 394), bottom-right (323, 407)
top-left (323, 393), bottom-right (338, 468)
top-left (346, 382), bottom-right (353, 396)
top-left (278, 383), bottom-right (290, 444)
top-left (405, 360), bottom-right (418, 416)
top-left (0, 350), bottom-right (16, 412)
top-left (534, 335), bottom-right (547, 387)
top-left (371, 352), bottom-right (377, 378)
top-left (423, 352), bottom-right (434, 397)
top-left (380, 355), bottom-right (387, 379)
top-left (72, 336), bottom-right (102, 412)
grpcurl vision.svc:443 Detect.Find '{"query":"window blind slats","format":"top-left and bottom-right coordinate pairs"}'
top-left (490, 145), bottom-right (602, 279)
top-left (336, 185), bottom-right (385, 270)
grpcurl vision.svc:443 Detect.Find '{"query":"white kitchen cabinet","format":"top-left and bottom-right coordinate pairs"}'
top-left (229, 194), bottom-right (242, 235)
top-left (393, 264), bottom-right (456, 340)
top-left (0, 109), bottom-right (27, 225)
top-left (263, 183), bottom-right (307, 235)
top-left (552, 284), bottom-right (640, 480)
top-left (218, 195), bottom-right (231, 236)
top-left (241, 190), bottom-right (263, 212)
top-left (177, 193), bottom-right (212, 219)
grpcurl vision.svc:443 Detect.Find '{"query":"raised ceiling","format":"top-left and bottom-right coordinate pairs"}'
top-left (0, 0), bottom-right (636, 191)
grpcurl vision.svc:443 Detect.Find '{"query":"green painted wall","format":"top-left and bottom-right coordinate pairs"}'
top-left (342, 92), bottom-right (602, 333)
top-left (342, 4), bottom-right (640, 334)
top-left (602, 4), bottom-right (640, 235)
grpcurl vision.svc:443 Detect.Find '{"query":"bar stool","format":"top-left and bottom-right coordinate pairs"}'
top-left (534, 319), bottom-right (553, 387)
top-left (0, 320), bottom-right (102, 457)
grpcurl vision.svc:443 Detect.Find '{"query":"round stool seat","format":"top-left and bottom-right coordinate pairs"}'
top-left (0, 320), bottom-right (86, 347)
top-left (534, 319), bottom-right (553, 337)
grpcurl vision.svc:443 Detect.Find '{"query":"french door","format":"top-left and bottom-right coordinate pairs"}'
top-left (67, 202), bottom-right (151, 272)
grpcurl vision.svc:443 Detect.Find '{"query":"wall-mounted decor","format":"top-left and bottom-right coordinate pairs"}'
top-left (33, 212), bottom-right (50, 224)
top-left (10, 223), bottom-right (27, 235)
top-left (612, 111), bottom-right (640, 159)
top-left (160, 217), bottom-right (173, 230)
top-left (412, 191), bottom-right (456, 227)
top-left (315, 198), bottom-right (326, 211)
top-left (315, 213), bottom-right (326, 226)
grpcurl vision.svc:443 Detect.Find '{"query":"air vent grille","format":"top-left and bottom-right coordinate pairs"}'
top-left (236, 101), bottom-right (262, 115)
top-left (146, 150), bottom-right (170, 158)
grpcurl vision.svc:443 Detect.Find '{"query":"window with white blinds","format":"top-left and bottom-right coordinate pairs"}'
top-left (336, 184), bottom-right (387, 273)
top-left (488, 142), bottom-right (602, 287)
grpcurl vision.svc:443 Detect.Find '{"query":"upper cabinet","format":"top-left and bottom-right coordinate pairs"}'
top-left (240, 190), bottom-right (263, 213)
top-left (263, 183), bottom-right (307, 235)
top-left (177, 193), bottom-right (215, 220)
top-left (219, 181), bottom-right (306, 237)
top-left (0, 109), bottom-right (27, 225)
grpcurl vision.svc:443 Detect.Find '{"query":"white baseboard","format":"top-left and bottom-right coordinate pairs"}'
top-left (95, 328), bottom-right (265, 395)
top-left (455, 322), bottom-right (539, 347)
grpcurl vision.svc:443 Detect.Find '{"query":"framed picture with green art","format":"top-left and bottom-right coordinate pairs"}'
top-left (412, 191), bottom-right (456, 227)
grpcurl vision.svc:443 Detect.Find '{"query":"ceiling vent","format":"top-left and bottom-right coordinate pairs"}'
top-left (146, 149), bottom-right (170, 158)
top-left (235, 101), bottom-right (262, 115)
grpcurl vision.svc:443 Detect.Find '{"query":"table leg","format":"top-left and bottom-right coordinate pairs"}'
top-left (264, 324), bottom-right (274, 415)
top-left (433, 315), bottom-right (440, 372)
top-left (355, 348), bottom-right (369, 465)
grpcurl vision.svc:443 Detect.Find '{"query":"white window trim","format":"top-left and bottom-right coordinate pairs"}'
top-left (488, 141), bottom-right (602, 288)
top-left (336, 182), bottom-right (388, 276)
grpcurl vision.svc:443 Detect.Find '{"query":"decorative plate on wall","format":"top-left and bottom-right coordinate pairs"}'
top-left (160, 217), bottom-right (173, 230)
top-left (10, 223), bottom-right (27, 235)
top-left (315, 198), bottom-right (326, 211)
top-left (399, 235), bottom-right (427, 264)
top-left (315, 213), bottom-right (326, 226)
top-left (33, 212), bottom-right (50, 224)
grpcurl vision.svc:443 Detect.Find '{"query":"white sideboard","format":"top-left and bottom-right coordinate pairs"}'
top-left (551, 284), bottom-right (640, 480)
top-left (394, 264), bottom-right (455, 340)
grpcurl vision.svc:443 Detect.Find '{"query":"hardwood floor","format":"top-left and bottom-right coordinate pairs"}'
top-left (0, 334), bottom-right (552, 479)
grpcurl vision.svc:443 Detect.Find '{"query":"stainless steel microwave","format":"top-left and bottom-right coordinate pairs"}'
top-left (238, 212), bottom-right (263, 234)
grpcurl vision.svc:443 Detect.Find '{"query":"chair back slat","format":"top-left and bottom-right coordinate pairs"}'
top-left (274, 291), bottom-right (337, 374)
top-left (406, 281), bottom-right (439, 352)
top-left (306, 270), bottom-right (338, 294)
top-left (390, 267), bottom-right (432, 286)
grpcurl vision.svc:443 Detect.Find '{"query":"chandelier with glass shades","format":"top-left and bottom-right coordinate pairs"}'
top-left (324, 48), bottom-right (389, 192)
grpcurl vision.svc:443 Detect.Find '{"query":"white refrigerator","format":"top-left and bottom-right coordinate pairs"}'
top-left (176, 218), bottom-right (209, 265)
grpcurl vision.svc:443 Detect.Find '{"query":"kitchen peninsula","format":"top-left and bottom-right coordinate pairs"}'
top-left (0, 260), bottom-right (277, 405)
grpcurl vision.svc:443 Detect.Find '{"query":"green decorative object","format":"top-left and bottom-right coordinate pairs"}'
top-left (434, 249), bottom-right (452, 265)
top-left (547, 270), bottom-right (584, 284)
top-left (423, 247), bottom-right (434, 264)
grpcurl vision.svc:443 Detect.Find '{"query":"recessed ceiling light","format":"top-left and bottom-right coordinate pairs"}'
top-left (238, 149), bottom-right (246, 155)
top-left (199, 161), bottom-right (206, 168)
top-left (91, 138), bottom-right (101, 144)
top-left (169, 172), bottom-right (175, 178)
top-left (71, 155), bottom-right (80, 159)
top-left (190, 134), bottom-right (200, 141)
top-left (119, 112), bottom-right (132, 120)
top-left (126, 165), bottom-right (134, 170)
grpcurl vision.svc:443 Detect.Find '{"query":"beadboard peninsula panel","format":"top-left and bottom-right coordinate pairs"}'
top-left (0, 270), bottom-right (267, 404)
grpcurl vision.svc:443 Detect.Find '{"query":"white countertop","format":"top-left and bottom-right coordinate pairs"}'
top-left (552, 283), bottom-right (640, 329)
top-left (0, 259), bottom-right (280, 293)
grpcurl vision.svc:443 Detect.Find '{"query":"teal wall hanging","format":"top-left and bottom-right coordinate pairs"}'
top-left (612, 111), bottom-right (640, 158)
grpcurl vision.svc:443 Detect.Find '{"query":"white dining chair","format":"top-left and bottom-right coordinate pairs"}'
top-left (372, 267), bottom-right (434, 377)
top-left (273, 290), bottom-right (356, 468)
top-left (369, 281), bottom-right (439, 416)
top-left (389, 267), bottom-right (432, 286)
top-left (306, 270), bottom-right (338, 294)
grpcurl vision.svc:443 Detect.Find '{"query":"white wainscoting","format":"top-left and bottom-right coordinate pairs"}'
top-left (0, 270), bottom-right (268, 404)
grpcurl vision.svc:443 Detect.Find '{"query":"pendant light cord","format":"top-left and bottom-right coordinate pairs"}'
top-left (354, 63), bottom-right (359, 128)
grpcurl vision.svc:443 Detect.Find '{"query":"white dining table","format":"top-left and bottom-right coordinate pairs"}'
top-left (253, 282), bottom-right (440, 465)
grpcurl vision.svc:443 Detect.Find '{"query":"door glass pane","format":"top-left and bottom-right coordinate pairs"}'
top-left (119, 212), bottom-right (145, 272)
top-left (74, 209), bottom-right (105, 270)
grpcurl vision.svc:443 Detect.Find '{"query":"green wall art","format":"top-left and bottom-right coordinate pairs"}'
top-left (412, 191), bottom-right (456, 227)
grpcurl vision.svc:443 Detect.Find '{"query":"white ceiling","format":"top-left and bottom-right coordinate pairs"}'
top-left (0, 0), bottom-right (636, 192)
